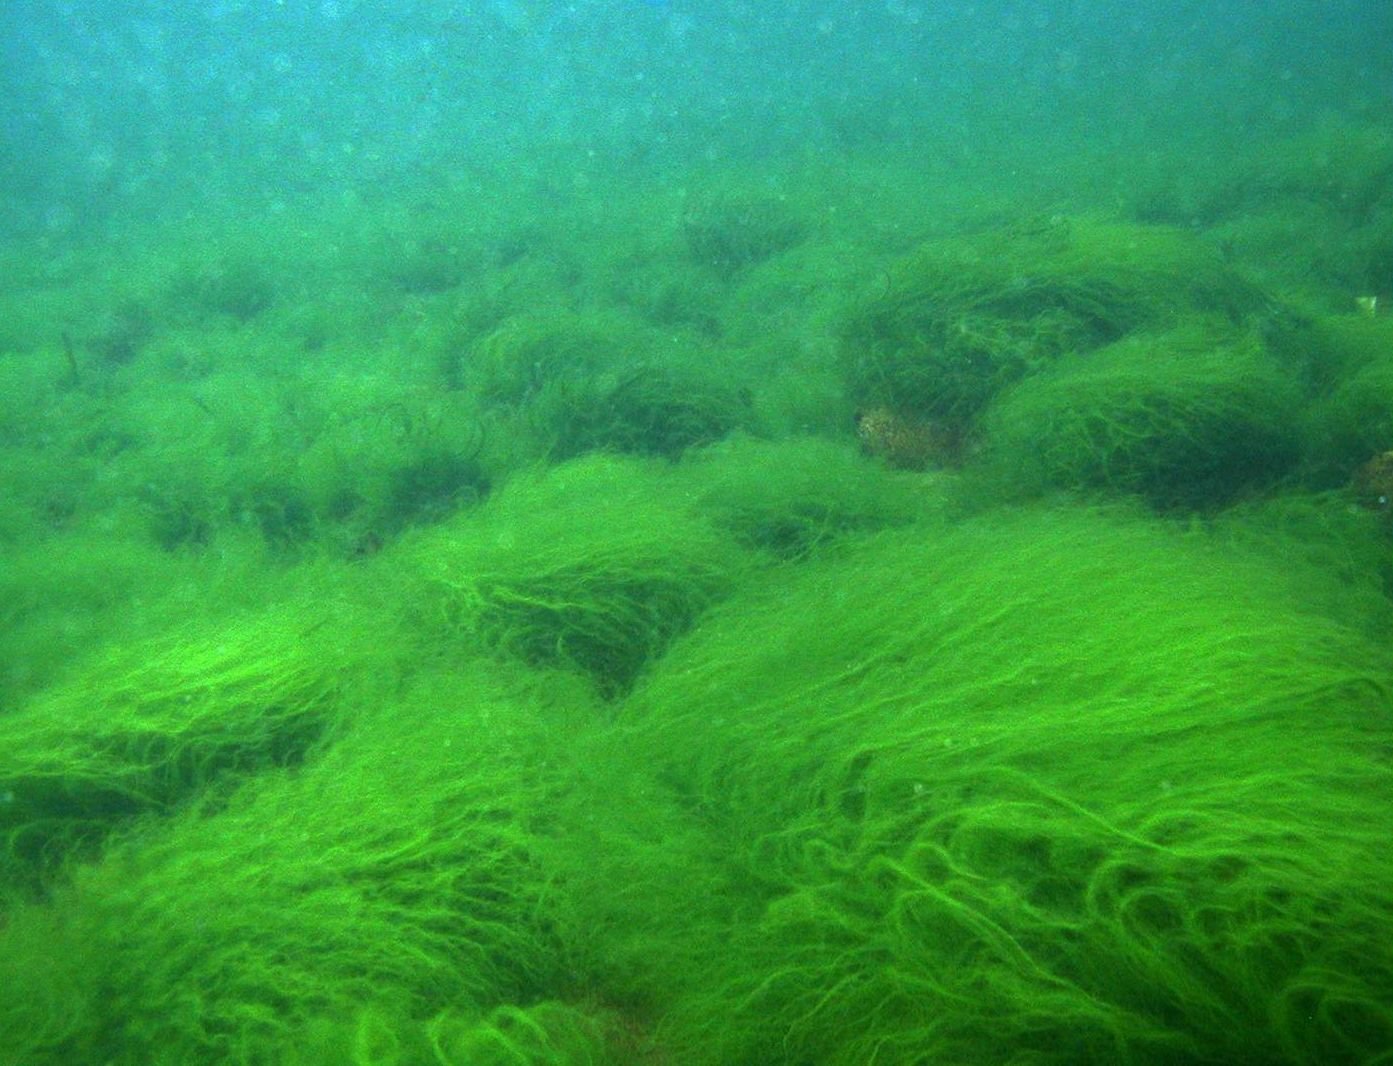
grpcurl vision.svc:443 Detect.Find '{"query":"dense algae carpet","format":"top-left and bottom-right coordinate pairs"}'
top-left (589, 506), bottom-right (1393, 1064)
top-left (2, 130), bottom-right (1392, 1062)
top-left (2, 470), bottom-right (1390, 1065)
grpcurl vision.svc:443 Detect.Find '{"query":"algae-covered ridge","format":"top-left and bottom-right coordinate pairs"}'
top-left (1, 104), bottom-right (1392, 1066)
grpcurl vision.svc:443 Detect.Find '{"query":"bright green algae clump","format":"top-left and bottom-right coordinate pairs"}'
top-left (573, 506), bottom-right (1393, 1065)
top-left (0, 666), bottom-right (622, 1066)
top-left (0, 603), bottom-right (372, 905)
top-left (398, 453), bottom-right (755, 698)
top-left (1, 462), bottom-right (1390, 1065)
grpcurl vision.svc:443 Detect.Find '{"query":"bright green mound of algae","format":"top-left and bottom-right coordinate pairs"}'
top-left (2, 446), bottom-right (1389, 1065)
top-left (0, 665), bottom-right (634, 1066)
top-left (563, 504), bottom-right (1393, 1065)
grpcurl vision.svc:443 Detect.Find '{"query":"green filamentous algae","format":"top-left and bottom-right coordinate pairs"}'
top-left (1, 3), bottom-right (1390, 1062)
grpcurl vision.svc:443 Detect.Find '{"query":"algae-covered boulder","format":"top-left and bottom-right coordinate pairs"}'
top-left (1303, 316), bottom-right (1393, 480)
top-left (0, 668), bottom-right (606, 1065)
top-left (457, 309), bottom-right (756, 463)
top-left (839, 217), bottom-right (1266, 425)
top-left (165, 255), bottom-right (276, 324)
top-left (977, 322), bottom-right (1304, 509)
top-left (675, 435), bottom-right (946, 559)
top-left (401, 454), bottom-right (752, 697)
top-left (682, 188), bottom-right (807, 277)
top-left (459, 309), bottom-right (639, 412)
top-left (538, 360), bottom-right (755, 462)
top-left (0, 601), bottom-right (387, 905)
top-left (578, 507), bottom-right (1393, 1065)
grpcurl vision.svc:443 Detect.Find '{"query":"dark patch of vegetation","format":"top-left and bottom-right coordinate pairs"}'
top-left (683, 191), bottom-right (806, 276)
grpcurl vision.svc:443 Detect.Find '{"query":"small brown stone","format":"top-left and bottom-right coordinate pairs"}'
top-left (855, 407), bottom-right (963, 470)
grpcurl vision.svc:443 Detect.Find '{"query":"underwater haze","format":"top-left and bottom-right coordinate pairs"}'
top-left (5, 0), bottom-right (1391, 233)
top-left (2, 1), bottom-right (1393, 1064)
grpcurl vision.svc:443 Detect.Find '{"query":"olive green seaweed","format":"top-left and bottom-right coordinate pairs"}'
top-left (458, 310), bottom-right (649, 413)
top-left (1207, 491), bottom-right (1393, 637)
top-left (449, 308), bottom-right (760, 466)
top-left (977, 322), bottom-right (1304, 509)
top-left (1305, 319), bottom-right (1393, 478)
top-left (418, 1002), bottom-right (628, 1066)
top-left (681, 187), bottom-right (808, 277)
top-left (0, 528), bottom-right (192, 706)
top-left (536, 361), bottom-right (754, 462)
top-left (839, 217), bottom-right (1266, 423)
